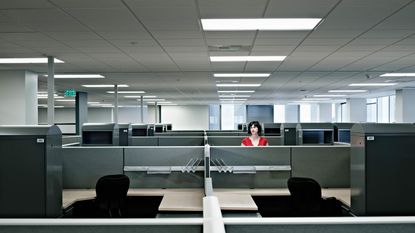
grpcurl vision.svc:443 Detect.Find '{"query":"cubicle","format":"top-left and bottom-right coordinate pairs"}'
top-left (0, 125), bottom-right (62, 217)
top-left (334, 123), bottom-right (354, 143)
top-left (124, 146), bottom-right (205, 188)
top-left (82, 123), bottom-right (119, 146)
top-left (296, 123), bottom-right (334, 145)
top-left (350, 123), bottom-right (415, 216)
top-left (207, 136), bottom-right (283, 146)
top-left (263, 123), bottom-right (282, 136)
top-left (281, 123), bottom-right (297, 145)
top-left (210, 146), bottom-right (291, 188)
top-left (131, 123), bottom-right (151, 136)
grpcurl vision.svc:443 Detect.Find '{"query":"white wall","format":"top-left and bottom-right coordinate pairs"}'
top-left (161, 105), bottom-right (209, 130)
top-left (0, 71), bottom-right (37, 125)
top-left (88, 107), bottom-right (113, 123)
top-left (395, 89), bottom-right (415, 123)
top-left (118, 106), bottom-right (148, 123)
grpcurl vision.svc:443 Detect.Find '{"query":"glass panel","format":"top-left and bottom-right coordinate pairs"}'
top-left (390, 95), bottom-right (395, 123)
top-left (377, 96), bottom-right (389, 123)
top-left (273, 105), bottom-right (285, 123)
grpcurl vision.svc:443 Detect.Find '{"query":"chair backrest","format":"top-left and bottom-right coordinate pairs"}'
top-left (287, 177), bottom-right (322, 215)
top-left (288, 177), bottom-right (321, 200)
top-left (95, 174), bottom-right (130, 217)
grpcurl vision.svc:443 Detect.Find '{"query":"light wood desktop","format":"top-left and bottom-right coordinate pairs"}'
top-left (63, 188), bottom-right (350, 211)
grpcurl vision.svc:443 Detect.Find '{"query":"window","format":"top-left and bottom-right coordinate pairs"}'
top-left (366, 95), bottom-right (395, 123)
top-left (220, 104), bottom-right (246, 130)
top-left (273, 105), bottom-right (285, 123)
top-left (300, 104), bottom-right (311, 122)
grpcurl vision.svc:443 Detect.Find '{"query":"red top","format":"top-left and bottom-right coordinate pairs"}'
top-left (241, 137), bottom-right (268, 146)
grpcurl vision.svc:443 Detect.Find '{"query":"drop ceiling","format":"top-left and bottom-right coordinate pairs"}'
top-left (1, 0), bottom-right (415, 107)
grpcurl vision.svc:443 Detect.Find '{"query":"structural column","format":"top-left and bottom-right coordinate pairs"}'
top-left (319, 103), bottom-right (332, 122)
top-left (75, 92), bottom-right (88, 135)
top-left (395, 88), bottom-right (415, 123)
top-left (0, 71), bottom-right (38, 125)
top-left (345, 98), bottom-right (366, 122)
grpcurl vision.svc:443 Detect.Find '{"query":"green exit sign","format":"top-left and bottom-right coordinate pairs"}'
top-left (64, 89), bottom-right (76, 97)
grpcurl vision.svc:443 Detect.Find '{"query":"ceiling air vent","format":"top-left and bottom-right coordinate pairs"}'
top-left (208, 45), bottom-right (251, 52)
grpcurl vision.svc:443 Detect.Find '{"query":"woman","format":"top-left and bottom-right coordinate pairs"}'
top-left (241, 121), bottom-right (269, 146)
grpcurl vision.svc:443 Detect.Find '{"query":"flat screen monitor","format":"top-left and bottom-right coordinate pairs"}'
top-left (82, 131), bottom-right (112, 145)
top-left (132, 128), bottom-right (147, 136)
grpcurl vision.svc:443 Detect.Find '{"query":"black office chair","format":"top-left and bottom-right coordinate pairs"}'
top-left (287, 177), bottom-right (324, 216)
top-left (287, 177), bottom-right (343, 216)
top-left (95, 174), bottom-right (130, 217)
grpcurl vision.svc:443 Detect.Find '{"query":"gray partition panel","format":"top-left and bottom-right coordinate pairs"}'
top-left (0, 225), bottom-right (202, 233)
top-left (210, 146), bottom-right (291, 188)
top-left (267, 136), bottom-right (283, 145)
top-left (130, 137), bottom-right (158, 146)
top-left (291, 146), bottom-right (350, 188)
top-left (158, 136), bottom-right (204, 146)
top-left (208, 136), bottom-right (283, 146)
top-left (62, 147), bottom-right (124, 188)
top-left (124, 146), bottom-right (204, 188)
top-left (208, 136), bottom-right (245, 146)
top-left (226, 223), bottom-right (415, 233)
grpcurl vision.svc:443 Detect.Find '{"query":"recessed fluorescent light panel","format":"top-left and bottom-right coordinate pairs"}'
top-left (107, 91), bottom-right (145, 94)
top-left (210, 56), bottom-right (286, 62)
top-left (201, 18), bottom-right (322, 31)
top-left (213, 73), bottom-right (270, 78)
top-left (45, 74), bottom-right (104, 79)
top-left (328, 90), bottom-right (368, 93)
top-left (220, 99), bottom-right (248, 101)
top-left (0, 58), bottom-right (64, 63)
top-left (216, 84), bottom-right (261, 87)
top-left (313, 95), bottom-right (346, 97)
top-left (219, 95), bottom-right (251, 98)
top-left (82, 84), bottom-right (129, 88)
top-left (349, 83), bottom-right (397, 87)
top-left (124, 95), bottom-right (158, 98)
top-left (380, 73), bottom-right (415, 77)
top-left (217, 90), bottom-right (255, 93)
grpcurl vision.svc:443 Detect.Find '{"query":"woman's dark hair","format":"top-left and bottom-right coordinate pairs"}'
top-left (247, 121), bottom-right (262, 136)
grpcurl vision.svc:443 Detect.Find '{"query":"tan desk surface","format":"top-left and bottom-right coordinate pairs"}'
top-left (63, 188), bottom-right (350, 210)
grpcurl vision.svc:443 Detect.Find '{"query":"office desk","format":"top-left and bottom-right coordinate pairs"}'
top-left (63, 188), bottom-right (350, 211)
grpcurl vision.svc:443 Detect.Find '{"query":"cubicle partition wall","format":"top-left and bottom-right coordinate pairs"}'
top-left (207, 136), bottom-right (283, 146)
top-left (130, 136), bottom-right (205, 146)
top-left (210, 146), bottom-right (291, 188)
top-left (206, 131), bottom-right (245, 136)
top-left (62, 147), bottom-right (124, 188)
top-left (155, 130), bottom-right (205, 136)
top-left (62, 135), bottom-right (82, 146)
top-left (124, 146), bottom-right (205, 188)
top-left (82, 123), bottom-right (119, 146)
top-left (0, 125), bottom-right (62, 217)
top-left (158, 136), bottom-right (205, 146)
top-left (117, 123), bottom-right (132, 146)
top-left (351, 123), bottom-right (415, 216)
top-left (291, 145), bottom-right (350, 188)
top-left (296, 123), bottom-right (334, 145)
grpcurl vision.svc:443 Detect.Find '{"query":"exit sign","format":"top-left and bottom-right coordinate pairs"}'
top-left (64, 89), bottom-right (76, 97)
